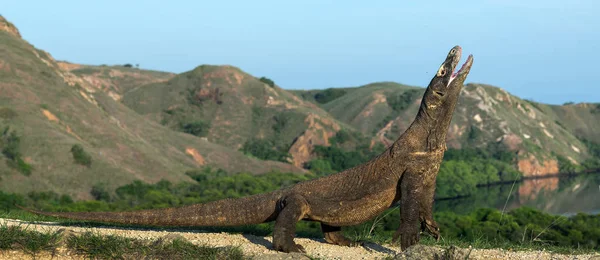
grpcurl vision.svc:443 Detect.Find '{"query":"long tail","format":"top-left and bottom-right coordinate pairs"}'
top-left (18, 191), bottom-right (282, 227)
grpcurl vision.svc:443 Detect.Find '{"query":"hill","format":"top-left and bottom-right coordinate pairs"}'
top-left (56, 62), bottom-right (175, 101)
top-left (0, 16), bottom-right (302, 199)
top-left (120, 65), bottom-right (361, 168)
top-left (293, 82), bottom-right (600, 176)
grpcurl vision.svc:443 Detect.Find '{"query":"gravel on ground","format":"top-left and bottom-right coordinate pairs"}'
top-left (1, 218), bottom-right (598, 260)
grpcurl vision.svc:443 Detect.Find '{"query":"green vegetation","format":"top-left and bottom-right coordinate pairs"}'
top-left (436, 147), bottom-right (520, 198)
top-left (565, 138), bottom-right (600, 171)
top-left (258, 76), bottom-right (275, 88)
top-left (309, 131), bottom-right (385, 175)
top-left (0, 224), bottom-right (245, 259)
top-left (307, 132), bottom-right (521, 198)
top-left (592, 104), bottom-right (600, 114)
top-left (0, 107), bottom-right (17, 119)
top-left (2, 172), bottom-right (599, 252)
top-left (241, 138), bottom-right (290, 163)
top-left (71, 144), bottom-right (92, 167)
top-left (387, 89), bottom-right (420, 112)
top-left (67, 231), bottom-right (244, 259)
top-left (179, 120), bottom-right (211, 137)
top-left (314, 88), bottom-right (347, 104)
top-left (0, 126), bottom-right (32, 175)
top-left (0, 224), bottom-right (61, 256)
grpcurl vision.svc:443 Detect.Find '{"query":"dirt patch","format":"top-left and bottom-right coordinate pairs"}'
top-left (78, 90), bottom-right (98, 105)
top-left (0, 16), bottom-right (21, 38)
top-left (517, 154), bottom-right (559, 177)
top-left (41, 109), bottom-right (59, 122)
top-left (372, 119), bottom-right (394, 149)
top-left (358, 92), bottom-right (387, 118)
top-left (65, 125), bottom-right (83, 141)
top-left (543, 129), bottom-right (554, 139)
top-left (185, 148), bottom-right (206, 166)
top-left (288, 114), bottom-right (341, 167)
top-left (56, 61), bottom-right (83, 71)
top-left (499, 133), bottom-right (523, 151)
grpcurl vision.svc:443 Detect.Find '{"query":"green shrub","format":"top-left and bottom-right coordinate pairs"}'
top-left (1, 128), bottom-right (21, 160)
top-left (387, 89), bottom-right (420, 112)
top-left (179, 121), bottom-right (210, 137)
top-left (0, 107), bottom-right (17, 119)
top-left (314, 88), bottom-right (347, 104)
top-left (259, 77), bottom-right (275, 88)
top-left (304, 159), bottom-right (334, 175)
top-left (272, 113), bottom-right (289, 134)
top-left (0, 127), bottom-right (33, 175)
top-left (241, 138), bottom-right (290, 162)
top-left (7, 158), bottom-right (32, 176)
top-left (331, 129), bottom-right (351, 145)
top-left (71, 144), bottom-right (92, 167)
top-left (90, 184), bottom-right (111, 202)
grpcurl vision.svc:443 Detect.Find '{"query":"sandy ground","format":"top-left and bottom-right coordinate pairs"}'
top-left (1, 218), bottom-right (598, 260)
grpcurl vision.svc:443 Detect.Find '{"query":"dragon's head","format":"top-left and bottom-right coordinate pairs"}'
top-left (422, 46), bottom-right (473, 115)
top-left (416, 46), bottom-right (473, 148)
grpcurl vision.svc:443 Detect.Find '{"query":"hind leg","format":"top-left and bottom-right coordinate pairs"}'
top-left (321, 223), bottom-right (360, 247)
top-left (272, 194), bottom-right (309, 253)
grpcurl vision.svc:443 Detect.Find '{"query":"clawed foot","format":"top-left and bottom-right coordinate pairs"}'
top-left (324, 233), bottom-right (362, 247)
top-left (422, 219), bottom-right (440, 241)
top-left (392, 225), bottom-right (420, 250)
top-left (273, 241), bottom-right (306, 253)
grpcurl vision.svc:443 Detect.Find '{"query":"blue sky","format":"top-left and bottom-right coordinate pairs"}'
top-left (3, 0), bottom-right (598, 104)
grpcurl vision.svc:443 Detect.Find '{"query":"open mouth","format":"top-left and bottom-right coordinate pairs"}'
top-left (448, 54), bottom-right (473, 86)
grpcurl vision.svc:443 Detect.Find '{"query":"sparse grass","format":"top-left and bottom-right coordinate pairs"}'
top-left (419, 236), bottom-right (598, 255)
top-left (68, 231), bottom-right (245, 259)
top-left (0, 222), bottom-right (246, 259)
top-left (0, 223), bottom-right (61, 256)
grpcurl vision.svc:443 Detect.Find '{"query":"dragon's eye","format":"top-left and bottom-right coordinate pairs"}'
top-left (439, 69), bottom-right (446, 76)
top-left (450, 49), bottom-right (456, 55)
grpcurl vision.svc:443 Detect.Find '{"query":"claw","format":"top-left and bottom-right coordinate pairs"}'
top-left (422, 219), bottom-right (441, 241)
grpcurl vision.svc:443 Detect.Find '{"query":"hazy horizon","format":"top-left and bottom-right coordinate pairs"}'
top-left (3, 0), bottom-right (598, 104)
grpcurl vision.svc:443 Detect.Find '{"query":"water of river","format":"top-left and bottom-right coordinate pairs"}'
top-left (435, 172), bottom-right (600, 216)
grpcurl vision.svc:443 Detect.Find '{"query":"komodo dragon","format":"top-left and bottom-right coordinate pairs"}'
top-left (20, 46), bottom-right (473, 253)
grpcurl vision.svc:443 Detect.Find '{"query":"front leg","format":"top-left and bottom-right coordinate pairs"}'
top-left (273, 194), bottom-right (309, 253)
top-left (418, 189), bottom-right (440, 240)
top-left (392, 173), bottom-right (421, 250)
top-left (418, 168), bottom-right (441, 241)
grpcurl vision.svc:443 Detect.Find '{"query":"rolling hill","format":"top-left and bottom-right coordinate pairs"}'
top-left (120, 65), bottom-right (359, 168)
top-left (0, 16), bottom-right (302, 199)
top-left (293, 82), bottom-right (600, 176)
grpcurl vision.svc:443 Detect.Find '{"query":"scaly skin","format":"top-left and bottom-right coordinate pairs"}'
top-left (20, 46), bottom-right (473, 253)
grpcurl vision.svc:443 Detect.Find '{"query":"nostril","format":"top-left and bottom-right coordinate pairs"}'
top-left (435, 91), bottom-right (444, 97)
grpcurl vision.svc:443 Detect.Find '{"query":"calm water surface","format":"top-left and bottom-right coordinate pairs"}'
top-left (435, 172), bottom-right (600, 215)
